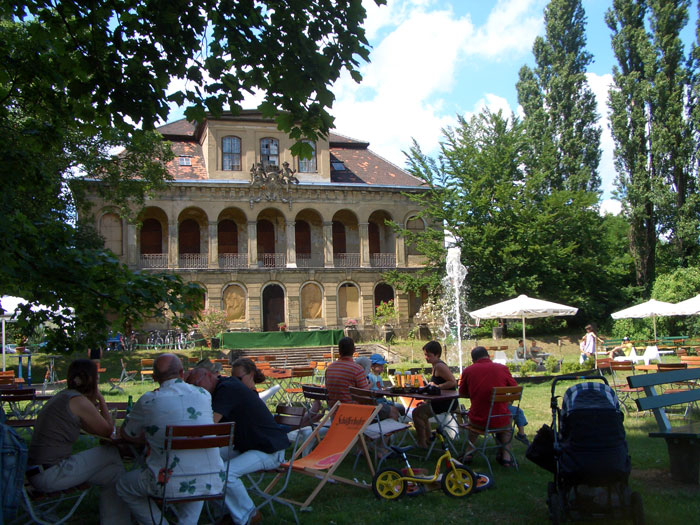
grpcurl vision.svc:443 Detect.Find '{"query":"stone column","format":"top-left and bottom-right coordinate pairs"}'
top-left (247, 221), bottom-right (257, 268)
top-left (359, 222), bottom-right (370, 268)
top-left (126, 222), bottom-right (138, 267)
top-left (168, 219), bottom-right (178, 268)
top-left (395, 236), bottom-right (406, 268)
top-left (208, 221), bottom-right (218, 269)
top-left (285, 220), bottom-right (296, 268)
top-left (323, 221), bottom-right (334, 268)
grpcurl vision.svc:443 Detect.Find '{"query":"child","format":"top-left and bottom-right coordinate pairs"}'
top-left (367, 353), bottom-right (403, 419)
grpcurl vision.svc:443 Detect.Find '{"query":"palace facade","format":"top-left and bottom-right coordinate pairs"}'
top-left (85, 111), bottom-right (431, 333)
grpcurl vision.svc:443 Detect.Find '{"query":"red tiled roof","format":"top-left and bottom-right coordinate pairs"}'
top-left (167, 141), bottom-right (207, 180)
top-left (330, 147), bottom-right (424, 187)
top-left (157, 118), bottom-right (424, 187)
top-left (157, 118), bottom-right (196, 138)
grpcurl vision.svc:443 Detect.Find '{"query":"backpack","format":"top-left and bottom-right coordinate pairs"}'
top-left (0, 417), bottom-right (29, 522)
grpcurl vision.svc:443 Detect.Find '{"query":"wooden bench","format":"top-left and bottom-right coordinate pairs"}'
top-left (628, 368), bottom-right (700, 483)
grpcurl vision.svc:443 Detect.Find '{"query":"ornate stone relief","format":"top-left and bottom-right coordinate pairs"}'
top-left (248, 162), bottom-right (299, 209)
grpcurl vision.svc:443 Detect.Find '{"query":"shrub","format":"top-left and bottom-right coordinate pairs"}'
top-left (561, 361), bottom-right (580, 374)
top-left (519, 360), bottom-right (537, 377)
top-left (506, 361), bottom-right (518, 374)
top-left (544, 356), bottom-right (560, 374)
top-left (198, 309), bottom-right (229, 339)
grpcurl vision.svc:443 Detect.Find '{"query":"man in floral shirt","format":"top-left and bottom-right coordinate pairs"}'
top-left (117, 353), bottom-right (225, 524)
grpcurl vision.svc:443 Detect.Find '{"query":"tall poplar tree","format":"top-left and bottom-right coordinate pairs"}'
top-left (607, 0), bottom-right (697, 291)
top-left (517, 0), bottom-right (602, 193)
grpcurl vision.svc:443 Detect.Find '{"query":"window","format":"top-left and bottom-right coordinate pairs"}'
top-left (331, 161), bottom-right (346, 171)
top-left (222, 136), bottom-right (242, 171)
top-left (178, 156), bottom-right (191, 166)
top-left (260, 137), bottom-right (279, 167)
top-left (298, 140), bottom-right (316, 172)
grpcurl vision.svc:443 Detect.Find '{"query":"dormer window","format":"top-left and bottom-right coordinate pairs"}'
top-left (260, 137), bottom-right (279, 168)
top-left (222, 136), bottom-right (242, 171)
top-left (178, 156), bottom-right (191, 166)
top-left (298, 140), bottom-right (317, 173)
top-left (332, 161), bottom-right (346, 171)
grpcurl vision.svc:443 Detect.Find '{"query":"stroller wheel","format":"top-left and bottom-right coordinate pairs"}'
top-left (631, 491), bottom-right (644, 525)
top-left (548, 490), bottom-right (565, 524)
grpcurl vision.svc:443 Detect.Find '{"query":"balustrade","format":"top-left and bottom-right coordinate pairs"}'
top-left (178, 253), bottom-right (208, 269)
top-left (333, 253), bottom-right (361, 268)
top-left (370, 253), bottom-right (396, 268)
top-left (219, 253), bottom-right (248, 269)
top-left (140, 254), bottom-right (168, 269)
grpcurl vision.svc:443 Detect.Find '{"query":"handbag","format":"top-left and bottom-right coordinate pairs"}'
top-left (525, 424), bottom-right (556, 473)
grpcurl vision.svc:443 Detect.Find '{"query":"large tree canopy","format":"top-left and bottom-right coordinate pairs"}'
top-left (0, 0), bottom-right (381, 351)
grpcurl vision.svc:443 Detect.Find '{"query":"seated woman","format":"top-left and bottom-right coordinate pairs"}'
top-left (412, 341), bottom-right (457, 448)
top-left (231, 357), bottom-right (266, 391)
top-left (27, 359), bottom-right (130, 524)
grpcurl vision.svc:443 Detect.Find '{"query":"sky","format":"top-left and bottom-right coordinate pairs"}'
top-left (167, 0), bottom-right (698, 214)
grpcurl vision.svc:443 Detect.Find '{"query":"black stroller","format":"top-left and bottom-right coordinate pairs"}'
top-left (530, 374), bottom-right (644, 524)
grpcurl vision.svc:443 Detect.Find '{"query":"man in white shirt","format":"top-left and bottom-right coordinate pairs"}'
top-left (117, 353), bottom-right (225, 525)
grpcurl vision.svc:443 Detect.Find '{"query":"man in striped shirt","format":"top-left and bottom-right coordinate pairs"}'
top-left (325, 337), bottom-right (369, 407)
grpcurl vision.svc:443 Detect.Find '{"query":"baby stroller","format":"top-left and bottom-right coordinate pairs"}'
top-left (543, 374), bottom-right (644, 524)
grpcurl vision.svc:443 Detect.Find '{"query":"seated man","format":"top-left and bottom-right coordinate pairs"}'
top-left (325, 336), bottom-right (370, 407)
top-left (609, 336), bottom-right (635, 359)
top-left (117, 354), bottom-right (224, 525)
top-left (186, 366), bottom-right (290, 525)
top-left (459, 346), bottom-right (518, 467)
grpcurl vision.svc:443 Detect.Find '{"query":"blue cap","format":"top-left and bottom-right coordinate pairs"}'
top-left (370, 353), bottom-right (387, 365)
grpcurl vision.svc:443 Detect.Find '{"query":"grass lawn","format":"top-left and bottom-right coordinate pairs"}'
top-left (8, 341), bottom-right (700, 524)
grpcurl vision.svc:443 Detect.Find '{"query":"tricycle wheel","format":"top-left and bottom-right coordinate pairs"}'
top-left (441, 466), bottom-right (474, 497)
top-left (372, 468), bottom-right (406, 500)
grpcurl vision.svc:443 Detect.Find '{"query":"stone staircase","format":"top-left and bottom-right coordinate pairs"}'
top-left (225, 344), bottom-right (385, 368)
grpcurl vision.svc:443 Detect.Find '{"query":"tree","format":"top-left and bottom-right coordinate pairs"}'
top-left (387, 109), bottom-right (624, 322)
top-left (516, 0), bottom-right (602, 193)
top-left (1, 1), bottom-right (381, 351)
top-left (607, 0), bottom-right (697, 291)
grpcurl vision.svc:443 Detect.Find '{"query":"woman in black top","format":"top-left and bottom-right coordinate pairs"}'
top-left (412, 341), bottom-right (457, 448)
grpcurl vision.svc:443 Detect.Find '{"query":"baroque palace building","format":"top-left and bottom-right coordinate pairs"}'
top-left (85, 111), bottom-right (430, 333)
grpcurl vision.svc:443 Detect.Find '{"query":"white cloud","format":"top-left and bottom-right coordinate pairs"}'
top-left (600, 199), bottom-right (622, 216)
top-left (468, 0), bottom-right (544, 58)
top-left (332, 1), bottom-right (544, 167)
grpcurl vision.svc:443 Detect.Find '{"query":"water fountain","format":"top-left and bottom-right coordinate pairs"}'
top-left (441, 246), bottom-right (468, 371)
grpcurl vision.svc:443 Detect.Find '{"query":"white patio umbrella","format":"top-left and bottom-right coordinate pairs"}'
top-left (668, 294), bottom-right (700, 316)
top-left (468, 294), bottom-right (579, 356)
top-left (610, 299), bottom-right (678, 341)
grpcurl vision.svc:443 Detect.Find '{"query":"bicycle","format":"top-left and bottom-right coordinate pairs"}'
top-left (372, 428), bottom-right (477, 500)
top-left (146, 330), bottom-right (164, 350)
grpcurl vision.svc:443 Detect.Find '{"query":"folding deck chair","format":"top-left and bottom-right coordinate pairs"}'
top-left (349, 387), bottom-right (411, 469)
top-left (109, 359), bottom-right (137, 393)
top-left (263, 402), bottom-right (380, 511)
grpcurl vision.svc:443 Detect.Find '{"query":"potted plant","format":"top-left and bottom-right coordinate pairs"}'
top-left (344, 318), bottom-right (360, 342)
top-left (278, 322), bottom-right (287, 332)
top-left (198, 309), bottom-right (229, 348)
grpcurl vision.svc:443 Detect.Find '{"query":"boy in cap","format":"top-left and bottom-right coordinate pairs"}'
top-left (368, 353), bottom-right (403, 420)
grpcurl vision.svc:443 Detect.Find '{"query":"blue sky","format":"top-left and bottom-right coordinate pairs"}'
top-left (166, 0), bottom-right (698, 210)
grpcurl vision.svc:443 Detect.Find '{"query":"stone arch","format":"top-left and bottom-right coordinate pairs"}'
top-left (300, 281), bottom-right (323, 320)
top-left (374, 283), bottom-right (395, 312)
top-left (256, 208), bottom-right (287, 267)
top-left (138, 207), bottom-right (168, 255)
top-left (405, 214), bottom-right (426, 257)
top-left (332, 209), bottom-right (359, 266)
top-left (262, 282), bottom-right (285, 331)
top-left (222, 283), bottom-right (247, 322)
top-left (337, 281), bottom-right (360, 320)
top-left (368, 210), bottom-right (395, 265)
top-left (178, 207), bottom-right (209, 255)
top-left (295, 209), bottom-right (323, 267)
